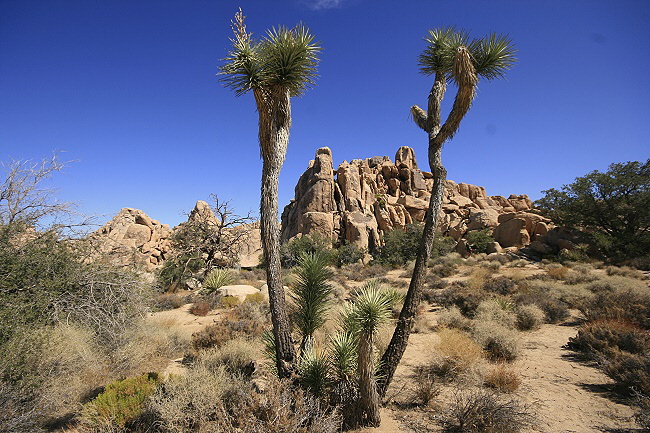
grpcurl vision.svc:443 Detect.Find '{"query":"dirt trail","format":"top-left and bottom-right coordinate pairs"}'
top-left (515, 320), bottom-right (637, 432)
top-left (354, 312), bottom-right (639, 432)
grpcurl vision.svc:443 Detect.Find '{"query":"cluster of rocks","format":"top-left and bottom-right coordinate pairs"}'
top-left (281, 146), bottom-right (558, 255)
top-left (91, 146), bottom-right (576, 273)
top-left (89, 208), bottom-right (172, 270)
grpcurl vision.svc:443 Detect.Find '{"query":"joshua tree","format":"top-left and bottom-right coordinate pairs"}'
top-left (220, 10), bottom-right (320, 379)
top-left (343, 281), bottom-right (401, 427)
top-left (377, 28), bottom-right (516, 396)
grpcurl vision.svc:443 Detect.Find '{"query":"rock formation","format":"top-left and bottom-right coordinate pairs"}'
top-left (89, 208), bottom-right (172, 270)
top-left (281, 146), bottom-right (553, 254)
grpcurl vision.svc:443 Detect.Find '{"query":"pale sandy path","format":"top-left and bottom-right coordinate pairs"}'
top-left (516, 321), bottom-right (638, 433)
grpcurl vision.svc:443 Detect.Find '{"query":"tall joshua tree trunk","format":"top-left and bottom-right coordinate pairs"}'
top-left (378, 47), bottom-right (478, 397)
top-left (358, 330), bottom-right (381, 427)
top-left (256, 87), bottom-right (297, 378)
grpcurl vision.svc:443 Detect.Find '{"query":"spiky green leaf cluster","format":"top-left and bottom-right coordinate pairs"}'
top-left (329, 331), bottom-right (358, 382)
top-left (298, 347), bottom-right (330, 397)
top-left (202, 268), bottom-right (234, 292)
top-left (343, 280), bottom-right (403, 335)
top-left (219, 11), bottom-right (321, 97)
top-left (418, 27), bottom-right (516, 83)
top-left (290, 251), bottom-right (334, 344)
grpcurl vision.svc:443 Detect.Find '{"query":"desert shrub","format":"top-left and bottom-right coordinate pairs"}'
top-left (438, 306), bottom-right (473, 331)
top-left (431, 261), bottom-right (459, 278)
top-left (412, 366), bottom-right (442, 406)
top-left (566, 319), bottom-right (650, 359)
top-left (515, 305), bottom-right (546, 331)
top-left (152, 293), bottom-right (186, 311)
top-left (191, 302), bottom-right (269, 351)
top-left (546, 264), bottom-right (570, 280)
top-left (472, 320), bottom-right (520, 362)
top-left (475, 300), bottom-right (517, 330)
top-left (189, 300), bottom-right (211, 316)
top-left (604, 352), bottom-right (650, 395)
top-left (435, 281), bottom-right (489, 318)
top-left (372, 223), bottom-right (423, 267)
top-left (150, 367), bottom-right (340, 433)
top-left (335, 242), bottom-right (365, 267)
top-left (483, 363), bottom-right (521, 393)
top-left (280, 234), bottom-right (334, 268)
top-left (431, 236), bottom-right (458, 259)
top-left (488, 254), bottom-right (512, 265)
top-left (339, 262), bottom-right (388, 281)
top-left (482, 276), bottom-right (517, 295)
top-left (202, 268), bottom-right (235, 292)
top-left (437, 328), bottom-right (484, 371)
top-left (440, 388), bottom-right (534, 433)
top-left (81, 373), bottom-right (159, 429)
top-left (635, 391), bottom-right (650, 430)
top-left (578, 289), bottom-right (650, 329)
top-left (200, 338), bottom-right (259, 376)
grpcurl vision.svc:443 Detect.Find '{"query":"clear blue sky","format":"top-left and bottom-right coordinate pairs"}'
top-left (1, 0), bottom-right (648, 228)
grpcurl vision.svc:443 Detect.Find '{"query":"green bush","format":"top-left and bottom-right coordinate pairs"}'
top-left (465, 229), bottom-right (494, 254)
top-left (81, 373), bottom-right (159, 428)
top-left (373, 224), bottom-right (423, 267)
top-left (335, 242), bottom-right (365, 267)
top-left (279, 234), bottom-right (334, 268)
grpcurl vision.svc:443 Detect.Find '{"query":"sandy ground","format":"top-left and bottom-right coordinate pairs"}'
top-left (352, 311), bottom-right (639, 433)
top-left (150, 268), bottom-right (642, 433)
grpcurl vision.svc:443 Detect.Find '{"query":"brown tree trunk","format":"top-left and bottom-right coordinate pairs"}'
top-left (256, 86), bottom-right (297, 379)
top-left (358, 331), bottom-right (381, 427)
top-left (376, 143), bottom-right (446, 397)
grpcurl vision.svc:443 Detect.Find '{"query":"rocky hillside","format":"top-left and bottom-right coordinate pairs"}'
top-left (281, 146), bottom-right (556, 255)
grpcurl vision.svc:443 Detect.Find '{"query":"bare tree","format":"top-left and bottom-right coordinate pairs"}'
top-left (161, 195), bottom-right (255, 289)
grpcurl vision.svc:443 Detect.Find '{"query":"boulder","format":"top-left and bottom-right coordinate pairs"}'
top-left (219, 285), bottom-right (261, 303)
top-left (493, 217), bottom-right (530, 248)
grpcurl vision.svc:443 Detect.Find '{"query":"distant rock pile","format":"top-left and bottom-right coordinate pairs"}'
top-left (89, 208), bottom-right (172, 270)
top-left (281, 146), bottom-right (554, 255)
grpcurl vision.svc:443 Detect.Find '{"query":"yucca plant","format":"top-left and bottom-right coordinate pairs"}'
top-left (297, 346), bottom-right (330, 398)
top-left (379, 27), bottom-right (516, 397)
top-left (202, 268), bottom-right (235, 293)
top-left (290, 251), bottom-right (334, 352)
top-left (343, 280), bottom-right (402, 427)
top-left (220, 9), bottom-right (321, 379)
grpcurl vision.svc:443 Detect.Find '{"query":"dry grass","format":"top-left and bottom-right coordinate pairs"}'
top-left (483, 364), bottom-right (521, 393)
top-left (438, 328), bottom-right (484, 369)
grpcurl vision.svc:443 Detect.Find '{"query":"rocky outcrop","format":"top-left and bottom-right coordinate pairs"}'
top-left (281, 146), bottom-right (550, 253)
top-left (90, 208), bottom-right (172, 270)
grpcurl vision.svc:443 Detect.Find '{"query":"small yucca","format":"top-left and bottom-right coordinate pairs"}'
top-left (203, 268), bottom-right (235, 292)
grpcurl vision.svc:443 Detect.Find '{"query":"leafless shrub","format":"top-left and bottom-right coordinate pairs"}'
top-left (412, 366), bottom-right (442, 406)
top-left (440, 388), bottom-right (534, 433)
top-left (188, 300), bottom-right (211, 317)
top-left (51, 265), bottom-right (152, 351)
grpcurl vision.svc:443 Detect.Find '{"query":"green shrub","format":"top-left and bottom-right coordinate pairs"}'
top-left (372, 223), bottom-right (423, 267)
top-left (465, 229), bottom-right (494, 254)
top-left (335, 242), bottom-right (365, 267)
top-left (221, 295), bottom-right (240, 308)
top-left (435, 281), bottom-right (489, 318)
top-left (280, 234), bottom-right (334, 268)
top-left (81, 373), bottom-right (159, 428)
